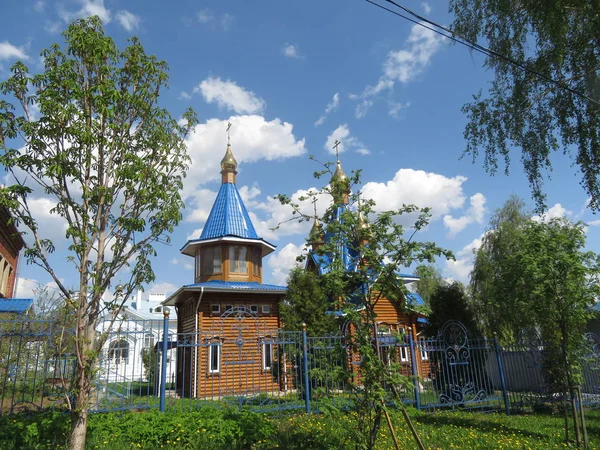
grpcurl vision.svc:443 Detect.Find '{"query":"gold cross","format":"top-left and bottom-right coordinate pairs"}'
top-left (226, 122), bottom-right (232, 143)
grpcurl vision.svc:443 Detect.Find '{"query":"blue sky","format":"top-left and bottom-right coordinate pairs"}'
top-left (2, 0), bottom-right (598, 301)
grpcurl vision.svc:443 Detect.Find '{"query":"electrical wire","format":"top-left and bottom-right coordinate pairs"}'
top-left (365, 0), bottom-right (600, 107)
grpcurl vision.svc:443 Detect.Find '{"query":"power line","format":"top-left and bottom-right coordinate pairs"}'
top-left (365, 0), bottom-right (600, 107)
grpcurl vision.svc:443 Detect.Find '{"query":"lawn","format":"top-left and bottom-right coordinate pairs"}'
top-left (0, 406), bottom-right (598, 449)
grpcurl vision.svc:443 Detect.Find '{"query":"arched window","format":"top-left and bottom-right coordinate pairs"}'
top-left (109, 339), bottom-right (129, 364)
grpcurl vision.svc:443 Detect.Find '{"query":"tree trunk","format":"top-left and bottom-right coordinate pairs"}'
top-left (69, 366), bottom-right (91, 450)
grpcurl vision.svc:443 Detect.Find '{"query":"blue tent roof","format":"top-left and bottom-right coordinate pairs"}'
top-left (200, 183), bottom-right (258, 240)
top-left (0, 299), bottom-right (33, 314)
top-left (406, 292), bottom-right (425, 307)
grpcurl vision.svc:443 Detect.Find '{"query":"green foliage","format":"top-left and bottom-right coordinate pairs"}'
top-left (427, 281), bottom-right (480, 338)
top-left (140, 348), bottom-right (157, 393)
top-left (280, 268), bottom-right (338, 335)
top-left (412, 264), bottom-right (444, 310)
top-left (449, 0), bottom-right (600, 211)
top-left (470, 196), bottom-right (531, 341)
top-left (2, 407), bottom-right (600, 449)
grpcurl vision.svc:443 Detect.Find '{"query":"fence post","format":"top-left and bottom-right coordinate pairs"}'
top-left (302, 323), bottom-right (311, 414)
top-left (408, 331), bottom-right (421, 410)
top-left (159, 308), bottom-right (170, 413)
top-left (493, 338), bottom-right (510, 416)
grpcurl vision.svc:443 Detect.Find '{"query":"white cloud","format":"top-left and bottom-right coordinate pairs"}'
top-left (182, 115), bottom-right (306, 200)
top-left (314, 92), bottom-right (340, 126)
top-left (195, 77), bottom-right (266, 114)
top-left (187, 228), bottom-right (203, 240)
top-left (221, 13), bottom-right (234, 31)
top-left (0, 41), bottom-right (29, 61)
top-left (361, 169), bottom-right (467, 221)
top-left (185, 188), bottom-right (218, 223)
top-left (532, 203), bottom-right (572, 223)
top-left (266, 243), bottom-right (306, 285)
top-left (444, 234), bottom-right (484, 282)
top-left (178, 91), bottom-right (191, 100)
top-left (388, 100), bottom-right (410, 118)
top-left (34, 0), bottom-right (45, 13)
top-left (353, 22), bottom-right (445, 118)
top-left (282, 43), bottom-right (302, 59)
top-left (325, 124), bottom-right (369, 156)
top-left (59, 0), bottom-right (111, 24)
top-left (147, 282), bottom-right (178, 295)
top-left (23, 197), bottom-right (69, 243)
top-left (443, 193), bottom-right (486, 236)
top-left (421, 2), bottom-right (432, 14)
top-left (197, 8), bottom-right (214, 24)
top-left (116, 10), bottom-right (140, 32)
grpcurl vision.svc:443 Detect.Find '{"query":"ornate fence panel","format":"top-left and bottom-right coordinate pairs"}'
top-left (417, 321), bottom-right (504, 411)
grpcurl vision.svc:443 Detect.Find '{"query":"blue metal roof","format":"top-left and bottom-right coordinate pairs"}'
top-left (200, 183), bottom-right (258, 240)
top-left (184, 280), bottom-right (286, 291)
top-left (0, 298), bottom-right (33, 314)
top-left (406, 292), bottom-right (425, 307)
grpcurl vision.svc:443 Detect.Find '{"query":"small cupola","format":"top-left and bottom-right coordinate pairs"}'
top-left (221, 132), bottom-right (238, 184)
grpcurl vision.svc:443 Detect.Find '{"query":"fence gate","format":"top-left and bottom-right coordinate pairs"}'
top-left (418, 320), bottom-right (504, 411)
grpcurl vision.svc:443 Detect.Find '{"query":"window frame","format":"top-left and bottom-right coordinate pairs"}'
top-left (208, 339), bottom-right (221, 374)
top-left (211, 304), bottom-right (221, 314)
top-left (419, 336), bottom-right (429, 361)
top-left (261, 304), bottom-right (271, 314)
top-left (261, 337), bottom-right (274, 371)
top-left (229, 245), bottom-right (248, 274)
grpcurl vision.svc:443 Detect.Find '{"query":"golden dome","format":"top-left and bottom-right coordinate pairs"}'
top-left (357, 209), bottom-right (369, 230)
top-left (331, 161), bottom-right (348, 184)
top-left (220, 142), bottom-right (238, 173)
top-left (308, 217), bottom-right (324, 244)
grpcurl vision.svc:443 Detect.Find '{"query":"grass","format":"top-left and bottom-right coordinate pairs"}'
top-left (1, 406), bottom-right (599, 449)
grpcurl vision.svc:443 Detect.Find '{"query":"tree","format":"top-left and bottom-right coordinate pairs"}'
top-left (0, 17), bottom-right (197, 450)
top-left (470, 196), bottom-right (530, 341)
top-left (513, 218), bottom-right (600, 447)
top-left (280, 267), bottom-right (338, 335)
top-left (279, 161), bottom-right (451, 450)
top-left (412, 264), bottom-right (444, 309)
top-left (450, 0), bottom-right (600, 211)
top-left (427, 281), bottom-right (480, 338)
top-left (472, 196), bottom-right (600, 447)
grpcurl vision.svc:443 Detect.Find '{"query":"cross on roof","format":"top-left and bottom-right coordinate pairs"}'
top-left (312, 196), bottom-right (318, 217)
top-left (333, 139), bottom-right (341, 161)
top-left (226, 122), bottom-right (232, 142)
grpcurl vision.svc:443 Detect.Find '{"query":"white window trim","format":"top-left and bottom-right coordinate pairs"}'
top-left (262, 338), bottom-right (273, 371)
top-left (211, 304), bottom-right (221, 314)
top-left (250, 304), bottom-right (258, 313)
top-left (261, 304), bottom-right (271, 314)
top-left (208, 341), bottom-right (221, 374)
top-left (419, 337), bottom-right (429, 361)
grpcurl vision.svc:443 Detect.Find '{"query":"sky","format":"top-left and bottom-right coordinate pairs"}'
top-left (2, 0), bottom-right (598, 302)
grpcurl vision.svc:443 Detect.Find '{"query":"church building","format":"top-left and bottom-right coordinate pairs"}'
top-left (163, 133), bottom-right (286, 399)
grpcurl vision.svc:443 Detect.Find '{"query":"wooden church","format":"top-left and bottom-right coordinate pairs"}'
top-left (304, 152), bottom-right (430, 376)
top-left (163, 135), bottom-right (429, 398)
top-left (163, 134), bottom-right (287, 399)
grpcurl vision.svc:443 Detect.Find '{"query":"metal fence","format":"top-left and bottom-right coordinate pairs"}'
top-left (1, 314), bottom-right (599, 416)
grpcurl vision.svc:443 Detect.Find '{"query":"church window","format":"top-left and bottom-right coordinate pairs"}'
top-left (419, 336), bottom-right (429, 361)
top-left (202, 246), bottom-right (222, 276)
top-left (252, 247), bottom-right (261, 276)
top-left (143, 333), bottom-right (155, 348)
top-left (229, 245), bottom-right (248, 274)
top-left (261, 337), bottom-right (273, 370)
top-left (208, 339), bottom-right (221, 374)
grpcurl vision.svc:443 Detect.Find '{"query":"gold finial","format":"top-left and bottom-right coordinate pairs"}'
top-left (308, 197), bottom-right (324, 246)
top-left (333, 139), bottom-right (341, 162)
top-left (220, 122), bottom-right (238, 181)
top-left (357, 195), bottom-right (369, 230)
